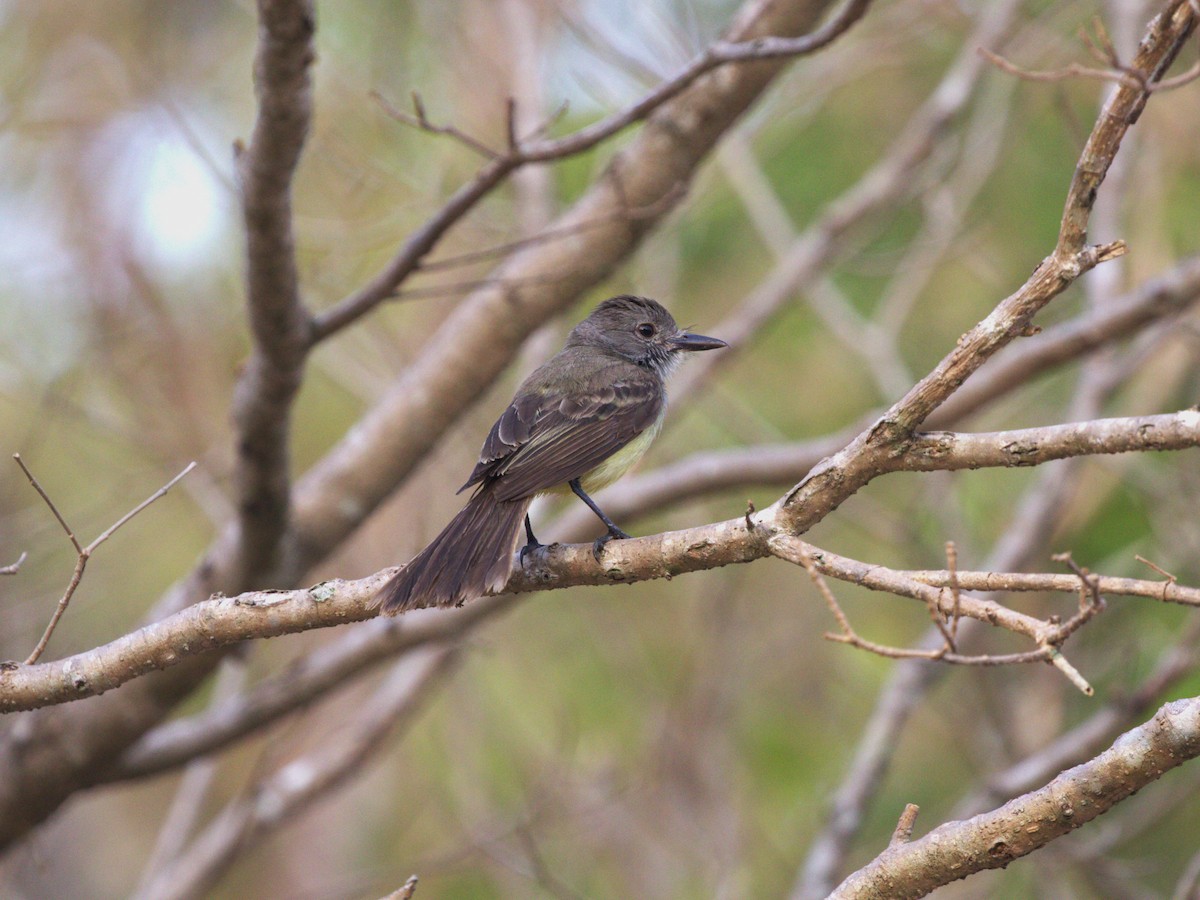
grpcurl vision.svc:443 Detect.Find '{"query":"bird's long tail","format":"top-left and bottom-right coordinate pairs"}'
top-left (375, 487), bottom-right (531, 614)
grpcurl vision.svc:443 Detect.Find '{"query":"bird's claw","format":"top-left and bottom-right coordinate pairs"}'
top-left (591, 526), bottom-right (632, 563)
top-left (519, 540), bottom-right (545, 568)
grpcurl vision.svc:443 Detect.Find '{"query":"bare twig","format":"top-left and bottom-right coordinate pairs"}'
top-left (790, 544), bottom-right (872, 646)
top-left (1, 552), bottom-right (28, 576)
top-left (1045, 647), bottom-right (1094, 697)
top-left (946, 542), bottom-right (962, 642)
top-left (90, 463), bottom-right (200, 551)
top-left (373, 90), bottom-right (502, 160)
top-left (14, 457), bottom-right (196, 666)
top-left (13, 453), bottom-right (81, 553)
top-left (774, 536), bottom-right (1113, 689)
top-left (1135, 553), bottom-right (1179, 599)
top-left (980, 46), bottom-right (1200, 92)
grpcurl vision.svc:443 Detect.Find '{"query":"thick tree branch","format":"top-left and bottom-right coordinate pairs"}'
top-left (5, 514), bottom-right (1198, 713)
top-left (891, 411), bottom-right (1200, 472)
top-left (231, 0), bottom-right (315, 585)
top-left (953, 619), bottom-right (1200, 819)
top-left (831, 698), bottom-right (1200, 899)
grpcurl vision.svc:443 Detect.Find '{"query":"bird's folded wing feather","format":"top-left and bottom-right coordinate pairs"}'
top-left (461, 375), bottom-right (663, 501)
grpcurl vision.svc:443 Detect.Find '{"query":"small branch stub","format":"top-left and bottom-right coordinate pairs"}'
top-left (382, 875), bottom-right (419, 900)
top-left (0, 552), bottom-right (27, 576)
top-left (889, 803), bottom-right (921, 848)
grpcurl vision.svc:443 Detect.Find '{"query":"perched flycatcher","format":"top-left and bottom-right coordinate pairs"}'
top-left (376, 295), bottom-right (726, 614)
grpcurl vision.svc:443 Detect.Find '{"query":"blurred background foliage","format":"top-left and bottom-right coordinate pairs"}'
top-left (1, 1), bottom-right (1199, 897)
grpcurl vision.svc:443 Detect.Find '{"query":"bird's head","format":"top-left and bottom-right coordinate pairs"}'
top-left (568, 295), bottom-right (727, 376)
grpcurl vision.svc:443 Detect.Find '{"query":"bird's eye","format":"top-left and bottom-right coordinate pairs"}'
top-left (636, 323), bottom-right (656, 338)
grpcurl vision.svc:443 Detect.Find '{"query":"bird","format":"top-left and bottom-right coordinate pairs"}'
top-left (375, 295), bottom-right (727, 614)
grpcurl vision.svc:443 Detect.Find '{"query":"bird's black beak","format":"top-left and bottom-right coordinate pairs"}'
top-left (669, 332), bottom-right (728, 352)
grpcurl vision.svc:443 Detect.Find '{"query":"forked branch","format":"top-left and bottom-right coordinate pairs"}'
top-left (11, 456), bottom-right (196, 666)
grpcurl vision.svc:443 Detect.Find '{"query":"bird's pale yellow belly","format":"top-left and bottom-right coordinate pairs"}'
top-left (547, 409), bottom-right (665, 495)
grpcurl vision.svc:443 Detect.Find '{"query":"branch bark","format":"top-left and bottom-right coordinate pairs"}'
top-left (6, 491), bottom-right (1199, 713)
top-left (831, 699), bottom-right (1200, 899)
top-left (231, 0), bottom-right (315, 585)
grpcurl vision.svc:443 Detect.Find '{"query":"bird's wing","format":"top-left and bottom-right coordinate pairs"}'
top-left (461, 373), bottom-right (663, 501)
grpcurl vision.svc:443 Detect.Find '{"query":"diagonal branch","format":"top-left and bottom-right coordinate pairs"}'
top-left (132, 648), bottom-right (457, 900)
top-left (671, 0), bottom-right (1022, 408)
top-left (308, 0), bottom-right (875, 342)
top-left (109, 597), bottom-right (517, 781)
top-left (12, 456), bottom-right (196, 666)
top-left (776, 0), bottom-right (1196, 534)
top-left (830, 698), bottom-right (1200, 899)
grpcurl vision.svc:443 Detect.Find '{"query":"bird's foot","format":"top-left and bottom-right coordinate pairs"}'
top-left (519, 538), bottom-right (545, 568)
top-left (591, 525), bottom-right (632, 563)
top-left (519, 513), bottom-right (545, 568)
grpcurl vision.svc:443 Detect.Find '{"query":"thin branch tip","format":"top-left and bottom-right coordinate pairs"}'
top-left (1, 551), bottom-right (28, 576)
top-left (1047, 647), bottom-right (1094, 696)
top-left (20, 461), bottom-right (199, 667)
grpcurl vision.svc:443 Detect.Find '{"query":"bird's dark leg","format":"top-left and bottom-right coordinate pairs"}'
top-left (569, 478), bottom-right (632, 561)
top-left (519, 514), bottom-right (543, 566)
